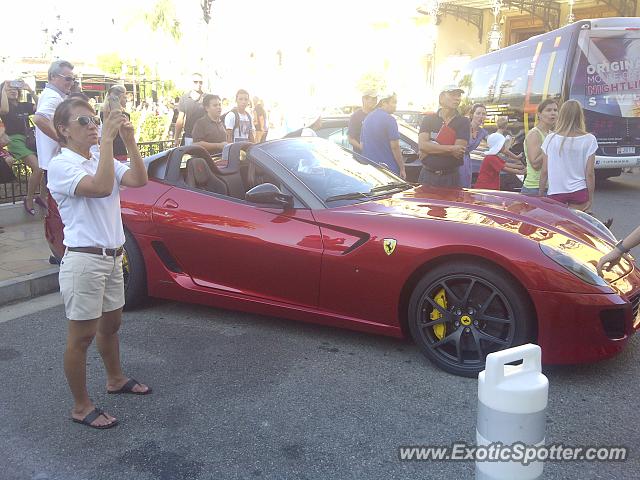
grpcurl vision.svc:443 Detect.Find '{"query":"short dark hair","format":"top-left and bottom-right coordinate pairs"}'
top-left (235, 89), bottom-right (250, 100)
top-left (537, 98), bottom-right (559, 114)
top-left (53, 98), bottom-right (95, 145)
top-left (203, 94), bottom-right (221, 108)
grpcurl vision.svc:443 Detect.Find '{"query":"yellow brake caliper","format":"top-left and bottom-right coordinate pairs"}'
top-left (122, 251), bottom-right (129, 278)
top-left (429, 289), bottom-right (447, 340)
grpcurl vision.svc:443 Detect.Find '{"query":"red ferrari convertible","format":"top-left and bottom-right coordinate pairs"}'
top-left (46, 138), bottom-right (640, 376)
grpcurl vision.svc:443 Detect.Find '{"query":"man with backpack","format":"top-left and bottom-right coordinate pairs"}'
top-left (224, 89), bottom-right (255, 143)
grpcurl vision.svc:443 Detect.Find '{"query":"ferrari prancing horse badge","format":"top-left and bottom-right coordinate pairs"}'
top-left (383, 238), bottom-right (397, 255)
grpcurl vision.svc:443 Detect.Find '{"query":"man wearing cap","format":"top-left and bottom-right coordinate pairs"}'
top-left (418, 85), bottom-right (470, 187)
top-left (348, 90), bottom-right (378, 154)
top-left (360, 93), bottom-right (405, 179)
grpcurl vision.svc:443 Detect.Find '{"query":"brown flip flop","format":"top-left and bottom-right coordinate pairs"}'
top-left (107, 378), bottom-right (152, 395)
top-left (72, 407), bottom-right (118, 430)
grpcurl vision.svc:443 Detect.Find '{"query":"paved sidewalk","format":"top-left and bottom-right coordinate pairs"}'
top-left (0, 219), bottom-right (59, 307)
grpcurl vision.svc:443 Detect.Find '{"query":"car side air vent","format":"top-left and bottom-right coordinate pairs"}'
top-left (600, 309), bottom-right (626, 340)
top-left (151, 241), bottom-right (183, 273)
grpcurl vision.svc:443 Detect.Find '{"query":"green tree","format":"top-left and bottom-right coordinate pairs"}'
top-left (144, 0), bottom-right (182, 41)
top-left (357, 72), bottom-right (386, 96)
top-left (96, 52), bottom-right (126, 76)
top-left (458, 73), bottom-right (473, 115)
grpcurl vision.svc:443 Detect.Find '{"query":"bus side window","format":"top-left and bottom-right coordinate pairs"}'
top-left (469, 63), bottom-right (501, 103)
top-left (496, 57), bottom-right (529, 102)
top-left (529, 43), bottom-right (569, 105)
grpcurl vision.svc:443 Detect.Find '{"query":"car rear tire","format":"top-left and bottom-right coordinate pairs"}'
top-left (408, 261), bottom-right (534, 377)
top-left (123, 230), bottom-right (147, 310)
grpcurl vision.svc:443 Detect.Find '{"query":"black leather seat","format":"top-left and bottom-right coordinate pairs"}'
top-left (185, 157), bottom-right (228, 195)
top-left (218, 142), bottom-right (253, 199)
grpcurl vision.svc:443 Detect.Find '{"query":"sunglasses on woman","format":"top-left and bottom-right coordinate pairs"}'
top-left (72, 115), bottom-right (101, 127)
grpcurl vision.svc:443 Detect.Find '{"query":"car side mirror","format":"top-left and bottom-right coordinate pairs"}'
top-left (245, 183), bottom-right (293, 209)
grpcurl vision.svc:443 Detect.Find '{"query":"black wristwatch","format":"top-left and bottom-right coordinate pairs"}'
top-left (615, 240), bottom-right (630, 254)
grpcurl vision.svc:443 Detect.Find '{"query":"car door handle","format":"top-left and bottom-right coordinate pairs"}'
top-left (163, 199), bottom-right (179, 209)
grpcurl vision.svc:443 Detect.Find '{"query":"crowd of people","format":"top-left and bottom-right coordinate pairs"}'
top-left (346, 84), bottom-right (599, 217)
top-left (172, 73), bottom-right (279, 153)
top-left (0, 61), bottom-right (626, 229)
top-left (0, 59), bottom-right (637, 429)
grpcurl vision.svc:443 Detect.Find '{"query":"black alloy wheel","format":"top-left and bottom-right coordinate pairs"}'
top-left (408, 261), bottom-right (534, 377)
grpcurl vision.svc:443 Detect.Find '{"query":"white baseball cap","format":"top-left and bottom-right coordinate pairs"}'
top-left (485, 132), bottom-right (507, 155)
top-left (441, 84), bottom-right (465, 94)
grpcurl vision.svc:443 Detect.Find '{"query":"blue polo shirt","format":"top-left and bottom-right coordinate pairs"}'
top-left (361, 108), bottom-right (400, 174)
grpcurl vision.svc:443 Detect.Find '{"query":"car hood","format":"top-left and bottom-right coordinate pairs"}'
top-left (352, 186), bottom-right (632, 282)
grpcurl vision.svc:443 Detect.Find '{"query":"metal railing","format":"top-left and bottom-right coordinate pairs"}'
top-left (137, 140), bottom-right (174, 158)
top-left (0, 140), bottom-right (174, 205)
top-left (0, 162), bottom-right (32, 205)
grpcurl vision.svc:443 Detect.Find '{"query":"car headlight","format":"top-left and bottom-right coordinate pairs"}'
top-left (571, 209), bottom-right (616, 243)
top-left (540, 243), bottom-right (610, 288)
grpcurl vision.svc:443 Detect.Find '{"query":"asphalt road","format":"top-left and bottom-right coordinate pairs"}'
top-left (2, 171), bottom-right (639, 480)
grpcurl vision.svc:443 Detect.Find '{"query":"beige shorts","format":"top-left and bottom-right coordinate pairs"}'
top-left (58, 250), bottom-right (125, 321)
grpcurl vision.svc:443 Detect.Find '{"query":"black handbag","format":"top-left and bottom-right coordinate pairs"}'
top-left (24, 117), bottom-right (37, 153)
top-left (0, 152), bottom-right (16, 183)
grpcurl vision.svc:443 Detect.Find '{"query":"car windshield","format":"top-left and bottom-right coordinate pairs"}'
top-left (261, 137), bottom-right (410, 203)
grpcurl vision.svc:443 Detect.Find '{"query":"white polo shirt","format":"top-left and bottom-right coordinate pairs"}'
top-left (35, 84), bottom-right (65, 170)
top-left (47, 148), bottom-right (130, 248)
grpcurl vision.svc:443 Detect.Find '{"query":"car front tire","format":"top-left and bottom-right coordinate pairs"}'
top-left (123, 230), bottom-right (147, 310)
top-left (408, 260), bottom-right (534, 377)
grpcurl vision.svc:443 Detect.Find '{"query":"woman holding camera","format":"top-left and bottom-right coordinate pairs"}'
top-left (100, 85), bottom-right (130, 161)
top-left (48, 97), bottom-right (149, 429)
top-left (0, 80), bottom-right (43, 214)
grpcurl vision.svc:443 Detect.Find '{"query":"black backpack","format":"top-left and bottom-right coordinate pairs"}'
top-left (221, 108), bottom-right (252, 137)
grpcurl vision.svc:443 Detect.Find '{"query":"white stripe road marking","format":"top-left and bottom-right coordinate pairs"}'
top-left (0, 292), bottom-right (63, 324)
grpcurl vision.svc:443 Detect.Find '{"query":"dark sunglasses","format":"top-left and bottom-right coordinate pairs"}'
top-left (56, 74), bottom-right (76, 82)
top-left (72, 115), bottom-right (101, 127)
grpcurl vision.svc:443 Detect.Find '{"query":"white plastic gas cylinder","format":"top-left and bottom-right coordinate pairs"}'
top-left (476, 344), bottom-right (549, 480)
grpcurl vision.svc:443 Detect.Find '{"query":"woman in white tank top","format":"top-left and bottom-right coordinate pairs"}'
top-left (539, 100), bottom-right (597, 212)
